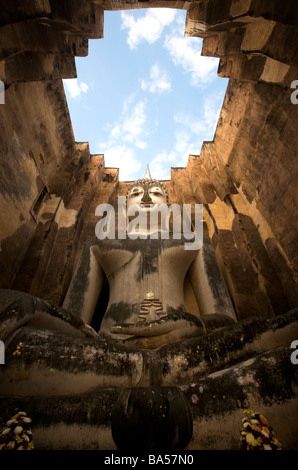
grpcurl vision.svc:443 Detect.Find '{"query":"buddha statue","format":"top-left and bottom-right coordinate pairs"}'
top-left (62, 166), bottom-right (237, 349)
top-left (0, 167), bottom-right (238, 395)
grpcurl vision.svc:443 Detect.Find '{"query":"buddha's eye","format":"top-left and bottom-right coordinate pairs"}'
top-left (150, 188), bottom-right (161, 196)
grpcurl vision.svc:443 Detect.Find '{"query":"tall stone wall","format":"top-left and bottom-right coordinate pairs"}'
top-left (0, 79), bottom-right (75, 289)
top-left (0, 0), bottom-right (104, 294)
top-left (169, 78), bottom-right (298, 320)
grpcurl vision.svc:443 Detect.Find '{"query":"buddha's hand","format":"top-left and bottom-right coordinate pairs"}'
top-left (111, 311), bottom-right (205, 339)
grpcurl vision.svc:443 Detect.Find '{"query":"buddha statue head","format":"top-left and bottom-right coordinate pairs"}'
top-left (126, 165), bottom-right (169, 209)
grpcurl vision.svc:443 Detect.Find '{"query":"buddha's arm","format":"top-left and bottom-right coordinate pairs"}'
top-left (0, 289), bottom-right (97, 347)
top-left (188, 242), bottom-right (237, 321)
top-left (63, 242), bottom-right (105, 325)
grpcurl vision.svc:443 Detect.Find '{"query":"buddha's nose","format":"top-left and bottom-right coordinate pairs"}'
top-left (141, 188), bottom-right (152, 204)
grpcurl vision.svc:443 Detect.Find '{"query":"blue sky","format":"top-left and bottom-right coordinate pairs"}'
top-left (63, 8), bottom-right (228, 182)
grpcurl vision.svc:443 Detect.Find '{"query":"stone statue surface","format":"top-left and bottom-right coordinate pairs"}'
top-left (0, 170), bottom-right (297, 450)
top-left (63, 168), bottom-right (236, 349)
top-left (0, 167), bottom-right (239, 393)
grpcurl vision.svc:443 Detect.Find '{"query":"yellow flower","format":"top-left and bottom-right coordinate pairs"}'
top-left (6, 441), bottom-right (15, 449)
top-left (272, 437), bottom-right (282, 448)
top-left (259, 414), bottom-right (268, 425)
top-left (252, 438), bottom-right (260, 447)
top-left (15, 435), bottom-right (23, 443)
top-left (253, 425), bottom-right (261, 433)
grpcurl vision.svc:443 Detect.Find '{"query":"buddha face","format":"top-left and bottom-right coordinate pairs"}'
top-left (127, 183), bottom-right (167, 208)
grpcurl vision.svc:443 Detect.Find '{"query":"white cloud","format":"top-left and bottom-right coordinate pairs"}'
top-left (149, 140), bottom-right (194, 181)
top-left (151, 147), bottom-right (189, 180)
top-left (164, 34), bottom-right (219, 87)
top-left (149, 93), bottom-right (224, 179)
top-left (94, 9), bottom-right (225, 181)
top-left (140, 64), bottom-right (171, 94)
top-left (174, 94), bottom-right (223, 138)
top-left (202, 94), bottom-right (223, 132)
top-left (97, 95), bottom-right (149, 180)
top-left (174, 129), bottom-right (191, 155)
top-left (103, 145), bottom-right (142, 181)
top-left (121, 9), bottom-right (177, 49)
top-left (109, 97), bottom-right (147, 148)
top-left (150, 150), bottom-right (178, 180)
top-left (63, 79), bottom-right (89, 98)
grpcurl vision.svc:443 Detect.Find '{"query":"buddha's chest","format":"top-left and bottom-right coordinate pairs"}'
top-left (95, 238), bottom-right (196, 281)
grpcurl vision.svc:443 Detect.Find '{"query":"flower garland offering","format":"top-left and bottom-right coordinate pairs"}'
top-left (0, 411), bottom-right (34, 450)
top-left (12, 342), bottom-right (23, 356)
top-left (240, 409), bottom-right (282, 450)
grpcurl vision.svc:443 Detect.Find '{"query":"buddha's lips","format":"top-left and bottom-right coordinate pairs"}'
top-left (140, 202), bottom-right (153, 207)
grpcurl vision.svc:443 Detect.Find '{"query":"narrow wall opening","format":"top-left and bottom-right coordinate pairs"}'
top-left (63, 8), bottom-right (228, 182)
